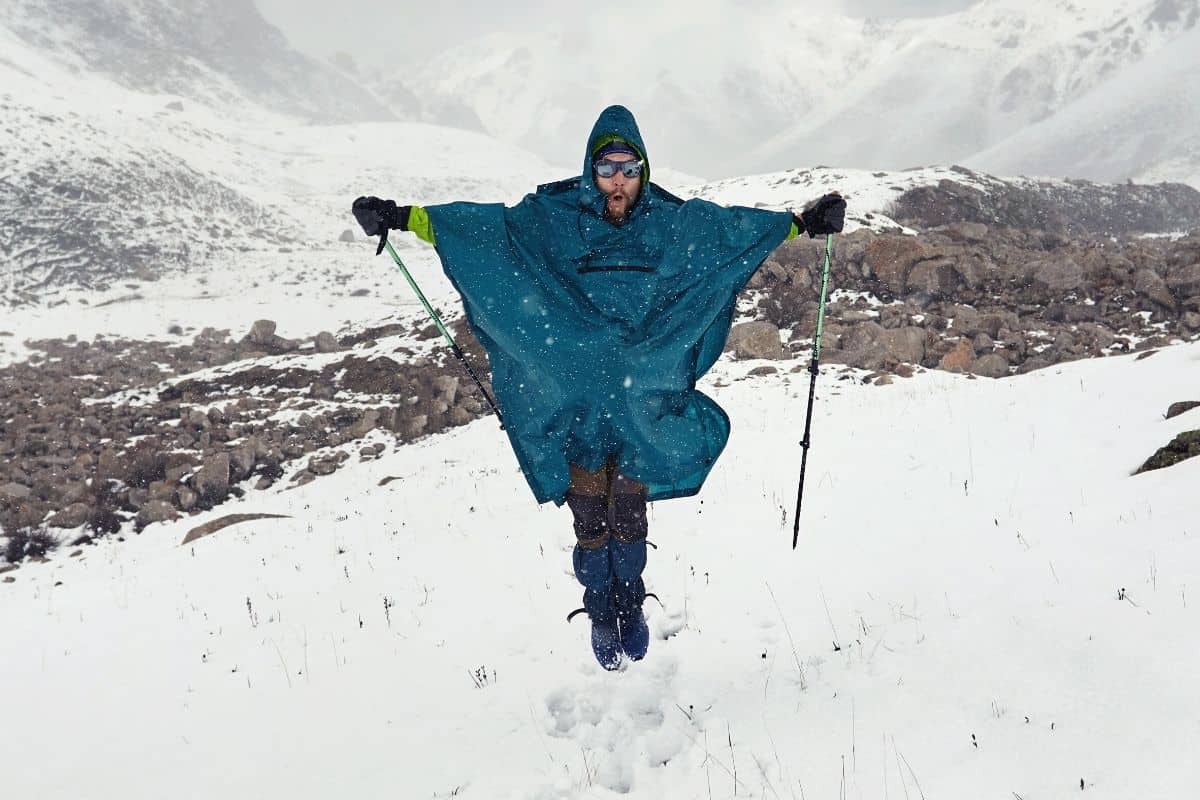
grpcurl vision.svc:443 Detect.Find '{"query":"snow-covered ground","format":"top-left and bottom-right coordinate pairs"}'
top-left (4, 337), bottom-right (1197, 799)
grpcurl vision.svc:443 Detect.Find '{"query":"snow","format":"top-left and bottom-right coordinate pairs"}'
top-left (3, 5), bottom-right (1200, 796)
top-left (4, 339), bottom-right (1199, 799)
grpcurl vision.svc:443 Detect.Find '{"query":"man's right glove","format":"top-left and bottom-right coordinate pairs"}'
top-left (352, 196), bottom-right (411, 238)
top-left (796, 193), bottom-right (846, 238)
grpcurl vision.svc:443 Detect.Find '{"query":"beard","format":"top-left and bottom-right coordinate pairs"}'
top-left (604, 191), bottom-right (631, 224)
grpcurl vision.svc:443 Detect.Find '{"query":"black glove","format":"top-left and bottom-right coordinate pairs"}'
top-left (351, 196), bottom-right (411, 237)
top-left (795, 193), bottom-right (846, 238)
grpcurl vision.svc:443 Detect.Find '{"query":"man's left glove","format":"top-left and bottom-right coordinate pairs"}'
top-left (352, 196), bottom-right (411, 238)
top-left (795, 193), bottom-right (846, 238)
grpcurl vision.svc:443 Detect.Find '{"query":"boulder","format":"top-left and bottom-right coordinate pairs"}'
top-left (971, 353), bottom-right (1010, 378)
top-left (906, 259), bottom-right (960, 299)
top-left (191, 452), bottom-right (231, 505)
top-left (864, 236), bottom-right (927, 294)
top-left (314, 331), bottom-right (340, 353)
top-left (1166, 264), bottom-right (1200, 297)
top-left (1166, 401), bottom-right (1200, 420)
top-left (48, 503), bottom-right (91, 528)
top-left (432, 375), bottom-right (460, 404)
top-left (938, 339), bottom-right (975, 373)
top-left (137, 500), bottom-right (179, 528)
top-left (878, 327), bottom-right (926, 365)
top-left (308, 458), bottom-right (338, 476)
top-left (727, 321), bottom-right (785, 360)
top-left (247, 319), bottom-right (277, 345)
top-left (841, 321), bottom-right (884, 353)
top-left (1134, 269), bottom-right (1176, 310)
top-left (1032, 257), bottom-right (1084, 291)
top-left (0, 482), bottom-right (31, 501)
top-left (228, 445), bottom-right (256, 482)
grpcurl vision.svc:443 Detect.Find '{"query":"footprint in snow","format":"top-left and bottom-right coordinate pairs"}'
top-left (540, 655), bottom-right (687, 794)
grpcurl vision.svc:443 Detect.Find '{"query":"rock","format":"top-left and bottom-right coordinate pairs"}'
top-left (972, 332), bottom-right (995, 354)
top-left (747, 365), bottom-right (778, 376)
top-left (906, 259), bottom-right (959, 298)
top-left (1166, 264), bottom-right (1200, 297)
top-left (191, 452), bottom-right (231, 505)
top-left (291, 471), bottom-right (317, 487)
top-left (350, 409), bottom-right (381, 438)
top-left (1182, 311), bottom-right (1200, 331)
top-left (1017, 356), bottom-right (1054, 374)
top-left (166, 100), bottom-right (184, 111)
top-left (727, 321), bottom-right (785, 360)
top-left (940, 221), bottom-right (990, 242)
top-left (873, 374), bottom-right (894, 385)
top-left (938, 339), bottom-right (975, 373)
top-left (432, 375), bottom-right (460, 404)
top-left (0, 482), bottom-right (31, 500)
top-left (1077, 322), bottom-right (1117, 351)
top-left (175, 486), bottom-right (198, 512)
top-left (1135, 430), bottom-right (1200, 474)
top-left (863, 236), bottom-right (926, 294)
top-left (841, 321), bottom-right (884, 353)
top-left (878, 327), bottom-right (926, 365)
top-left (948, 304), bottom-right (981, 336)
top-left (228, 445), bottom-right (256, 482)
top-left (48, 503), bottom-right (90, 528)
top-left (1032, 257), bottom-right (1084, 291)
top-left (137, 500), bottom-right (179, 528)
top-left (1166, 401), bottom-right (1200, 420)
top-left (971, 353), bottom-right (1010, 378)
top-left (308, 458), bottom-right (338, 476)
top-left (314, 331), bottom-right (340, 353)
top-left (247, 319), bottom-right (277, 345)
top-left (400, 414), bottom-right (428, 439)
top-left (1135, 269), bottom-right (1177, 310)
top-left (338, 229), bottom-right (357, 243)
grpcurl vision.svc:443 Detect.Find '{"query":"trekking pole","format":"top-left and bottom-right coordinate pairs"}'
top-left (376, 231), bottom-right (504, 429)
top-left (792, 234), bottom-right (834, 548)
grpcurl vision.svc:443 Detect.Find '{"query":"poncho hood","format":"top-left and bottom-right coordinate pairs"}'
top-left (579, 104), bottom-right (650, 217)
top-left (422, 107), bottom-right (793, 504)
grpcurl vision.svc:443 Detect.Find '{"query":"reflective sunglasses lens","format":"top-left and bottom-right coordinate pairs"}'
top-left (620, 162), bottom-right (642, 178)
top-left (594, 162), bottom-right (617, 178)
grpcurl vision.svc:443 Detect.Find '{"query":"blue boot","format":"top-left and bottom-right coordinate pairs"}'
top-left (611, 537), bottom-right (649, 661)
top-left (573, 542), bottom-right (622, 670)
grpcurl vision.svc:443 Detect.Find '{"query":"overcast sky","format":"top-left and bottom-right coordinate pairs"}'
top-left (254, 0), bottom-right (978, 66)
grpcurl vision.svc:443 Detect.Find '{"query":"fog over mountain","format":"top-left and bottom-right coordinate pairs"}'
top-left (257, 0), bottom-right (1200, 187)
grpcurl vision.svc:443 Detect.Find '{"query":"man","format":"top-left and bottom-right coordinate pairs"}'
top-left (353, 105), bottom-right (844, 671)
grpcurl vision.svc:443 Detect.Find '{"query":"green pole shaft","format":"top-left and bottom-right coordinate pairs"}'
top-left (792, 234), bottom-right (834, 548)
top-left (385, 240), bottom-right (457, 349)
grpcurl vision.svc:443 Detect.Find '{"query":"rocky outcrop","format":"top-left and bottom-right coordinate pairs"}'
top-left (0, 317), bottom-right (495, 561)
top-left (755, 225), bottom-right (1200, 378)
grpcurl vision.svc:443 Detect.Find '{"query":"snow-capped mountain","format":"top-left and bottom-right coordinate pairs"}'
top-left (400, 0), bottom-right (1200, 185)
top-left (2, 0), bottom-right (392, 123)
top-left (0, 6), bottom-right (558, 304)
top-left (967, 22), bottom-right (1200, 188)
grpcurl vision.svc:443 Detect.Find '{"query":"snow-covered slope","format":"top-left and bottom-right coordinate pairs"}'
top-left (967, 24), bottom-right (1200, 187)
top-left (401, 0), bottom-right (1199, 184)
top-left (3, 334), bottom-right (1197, 799)
top-left (0, 16), bottom-right (561, 304)
top-left (1, 0), bottom-right (391, 123)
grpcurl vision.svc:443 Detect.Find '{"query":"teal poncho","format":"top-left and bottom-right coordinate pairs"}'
top-left (424, 106), bottom-right (792, 504)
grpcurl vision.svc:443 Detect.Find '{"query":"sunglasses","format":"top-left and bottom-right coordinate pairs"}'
top-left (593, 159), bottom-right (644, 179)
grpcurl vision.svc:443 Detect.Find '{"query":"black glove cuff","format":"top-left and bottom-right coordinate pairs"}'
top-left (394, 204), bottom-right (412, 231)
